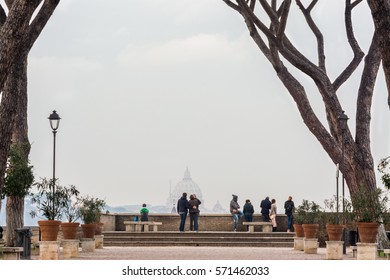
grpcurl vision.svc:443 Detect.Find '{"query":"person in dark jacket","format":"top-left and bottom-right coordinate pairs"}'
top-left (260, 196), bottom-right (272, 222)
top-left (188, 194), bottom-right (201, 232)
top-left (177, 192), bottom-right (189, 232)
top-left (284, 196), bottom-right (295, 232)
top-left (243, 199), bottom-right (254, 231)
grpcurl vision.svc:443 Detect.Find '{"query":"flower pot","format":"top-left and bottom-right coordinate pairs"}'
top-left (94, 222), bottom-right (104, 235)
top-left (326, 223), bottom-right (344, 241)
top-left (61, 222), bottom-right (80, 240)
top-left (293, 224), bottom-right (304, 238)
top-left (302, 224), bottom-right (319, 239)
top-left (38, 220), bottom-right (61, 241)
top-left (356, 222), bottom-right (379, 243)
top-left (81, 224), bottom-right (97, 238)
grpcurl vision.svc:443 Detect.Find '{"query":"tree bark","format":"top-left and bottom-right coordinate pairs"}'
top-left (4, 52), bottom-right (29, 247)
top-left (367, 0), bottom-right (390, 108)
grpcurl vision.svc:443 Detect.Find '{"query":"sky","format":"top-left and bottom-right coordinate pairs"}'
top-left (8, 0), bottom-right (389, 213)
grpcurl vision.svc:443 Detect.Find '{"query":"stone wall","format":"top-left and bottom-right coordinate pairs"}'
top-left (100, 213), bottom-right (289, 232)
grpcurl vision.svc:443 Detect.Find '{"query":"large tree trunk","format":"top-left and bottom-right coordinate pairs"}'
top-left (0, 0), bottom-right (60, 213)
top-left (4, 52), bottom-right (29, 247)
top-left (367, 0), bottom-right (390, 108)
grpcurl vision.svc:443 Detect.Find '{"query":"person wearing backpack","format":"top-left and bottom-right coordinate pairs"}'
top-left (284, 196), bottom-right (295, 232)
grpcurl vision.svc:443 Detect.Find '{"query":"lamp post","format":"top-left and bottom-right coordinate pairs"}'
top-left (338, 110), bottom-right (349, 254)
top-left (48, 110), bottom-right (61, 216)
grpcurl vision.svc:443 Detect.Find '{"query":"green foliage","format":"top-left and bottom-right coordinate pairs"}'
top-left (294, 199), bottom-right (322, 224)
top-left (29, 178), bottom-right (79, 221)
top-left (323, 195), bottom-right (354, 224)
top-left (350, 185), bottom-right (389, 223)
top-left (78, 195), bottom-right (106, 224)
top-left (62, 185), bottom-right (81, 222)
top-left (378, 157), bottom-right (390, 190)
top-left (2, 144), bottom-right (34, 198)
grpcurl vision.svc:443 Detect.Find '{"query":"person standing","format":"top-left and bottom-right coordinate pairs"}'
top-left (284, 196), bottom-right (295, 232)
top-left (270, 199), bottom-right (277, 232)
top-left (188, 194), bottom-right (201, 232)
top-left (260, 196), bottom-right (272, 221)
top-left (230, 194), bottom-right (243, 231)
top-left (243, 199), bottom-right (254, 231)
top-left (177, 192), bottom-right (189, 232)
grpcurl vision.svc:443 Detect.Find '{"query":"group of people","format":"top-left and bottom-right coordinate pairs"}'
top-left (230, 194), bottom-right (295, 232)
top-left (177, 192), bottom-right (202, 232)
top-left (140, 193), bottom-right (295, 233)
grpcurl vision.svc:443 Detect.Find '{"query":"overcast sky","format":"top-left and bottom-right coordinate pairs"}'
top-left (13, 0), bottom-right (390, 212)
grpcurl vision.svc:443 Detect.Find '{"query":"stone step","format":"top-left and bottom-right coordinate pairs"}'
top-left (101, 231), bottom-right (295, 247)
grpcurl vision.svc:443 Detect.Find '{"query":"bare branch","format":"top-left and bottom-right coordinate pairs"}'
top-left (332, 0), bottom-right (364, 90)
top-left (355, 32), bottom-right (381, 153)
top-left (26, 0), bottom-right (60, 50)
top-left (222, 0), bottom-right (241, 13)
top-left (277, 0), bottom-right (291, 41)
top-left (296, 0), bottom-right (326, 71)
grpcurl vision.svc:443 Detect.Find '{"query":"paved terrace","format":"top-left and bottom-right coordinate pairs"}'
top-left (29, 246), bottom-right (365, 260)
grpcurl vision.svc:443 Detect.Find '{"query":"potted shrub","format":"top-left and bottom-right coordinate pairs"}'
top-left (350, 186), bottom-right (389, 243)
top-left (323, 196), bottom-right (345, 241)
top-left (296, 199), bottom-right (321, 239)
top-left (61, 185), bottom-right (81, 240)
top-left (29, 178), bottom-right (73, 241)
top-left (79, 196), bottom-right (106, 238)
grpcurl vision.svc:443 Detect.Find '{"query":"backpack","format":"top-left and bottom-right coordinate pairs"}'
top-left (285, 202), bottom-right (293, 213)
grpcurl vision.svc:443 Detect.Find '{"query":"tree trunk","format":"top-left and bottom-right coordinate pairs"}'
top-left (4, 52), bottom-right (29, 247)
top-left (5, 197), bottom-right (24, 246)
top-left (367, 0), bottom-right (390, 108)
top-left (0, 0), bottom-right (60, 212)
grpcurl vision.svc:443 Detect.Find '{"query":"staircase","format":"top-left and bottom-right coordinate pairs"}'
top-left (102, 231), bottom-right (295, 247)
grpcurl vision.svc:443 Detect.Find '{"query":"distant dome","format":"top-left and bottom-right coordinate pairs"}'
top-left (167, 167), bottom-right (203, 211)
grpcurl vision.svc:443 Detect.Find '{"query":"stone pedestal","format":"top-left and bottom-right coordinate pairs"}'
top-left (304, 238), bottom-right (318, 254)
top-left (326, 241), bottom-right (343, 260)
top-left (80, 238), bottom-right (95, 252)
top-left (61, 239), bottom-right (79, 259)
top-left (39, 241), bottom-right (60, 260)
top-left (357, 242), bottom-right (377, 260)
top-left (294, 237), bottom-right (304, 251)
top-left (94, 235), bottom-right (104, 249)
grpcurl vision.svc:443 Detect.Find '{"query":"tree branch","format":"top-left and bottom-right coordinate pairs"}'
top-left (332, 0), bottom-right (364, 91)
top-left (25, 0), bottom-right (60, 50)
top-left (296, 0), bottom-right (326, 71)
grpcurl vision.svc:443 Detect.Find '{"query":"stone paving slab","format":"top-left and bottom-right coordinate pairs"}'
top-left (70, 246), bottom-right (359, 260)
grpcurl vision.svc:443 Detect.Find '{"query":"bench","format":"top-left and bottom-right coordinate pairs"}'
top-left (124, 221), bottom-right (163, 232)
top-left (242, 222), bottom-right (273, 233)
top-left (384, 249), bottom-right (390, 260)
top-left (1, 247), bottom-right (23, 260)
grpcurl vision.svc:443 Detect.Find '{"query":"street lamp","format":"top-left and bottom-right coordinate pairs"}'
top-left (48, 110), bottom-right (61, 214)
top-left (338, 110), bottom-right (349, 254)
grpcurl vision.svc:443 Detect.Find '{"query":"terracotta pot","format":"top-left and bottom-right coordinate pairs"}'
top-left (81, 223), bottom-right (97, 238)
top-left (302, 224), bottom-right (319, 239)
top-left (94, 222), bottom-right (104, 235)
top-left (293, 224), bottom-right (304, 238)
top-left (61, 222), bottom-right (80, 240)
top-left (356, 222), bottom-right (379, 243)
top-left (38, 220), bottom-right (61, 241)
top-left (326, 223), bottom-right (344, 241)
